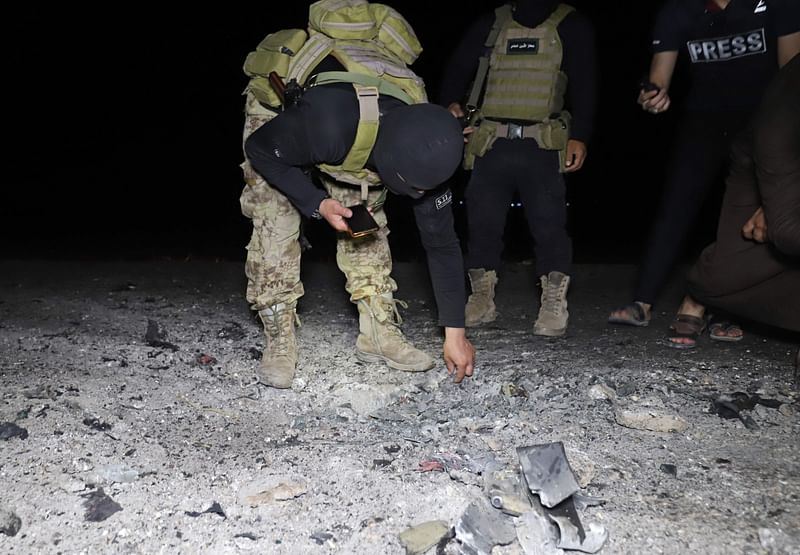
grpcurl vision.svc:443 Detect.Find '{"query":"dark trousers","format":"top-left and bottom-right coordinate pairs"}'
top-left (465, 137), bottom-right (570, 276)
top-left (634, 112), bottom-right (750, 305)
top-left (687, 133), bottom-right (800, 332)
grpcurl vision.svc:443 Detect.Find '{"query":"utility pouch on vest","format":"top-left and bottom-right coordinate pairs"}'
top-left (537, 112), bottom-right (571, 172)
top-left (243, 29), bottom-right (308, 107)
top-left (537, 112), bottom-right (571, 151)
top-left (463, 122), bottom-right (497, 171)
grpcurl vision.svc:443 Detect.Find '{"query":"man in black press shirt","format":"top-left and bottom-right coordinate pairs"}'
top-left (609, 0), bottom-right (800, 345)
top-left (439, 0), bottom-right (597, 337)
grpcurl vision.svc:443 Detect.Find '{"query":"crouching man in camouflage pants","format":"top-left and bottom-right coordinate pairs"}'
top-left (240, 86), bottom-right (475, 389)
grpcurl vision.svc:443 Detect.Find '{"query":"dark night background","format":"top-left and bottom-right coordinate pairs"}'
top-left (3, 2), bottom-right (710, 269)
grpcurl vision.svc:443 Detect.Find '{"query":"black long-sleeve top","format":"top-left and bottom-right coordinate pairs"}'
top-left (438, 6), bottom-right (597, 143)
top-left (244, 84), bottom-right (466, 327)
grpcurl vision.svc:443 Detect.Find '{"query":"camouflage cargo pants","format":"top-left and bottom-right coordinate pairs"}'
top-left (239, 92), bottom-right (397, 311)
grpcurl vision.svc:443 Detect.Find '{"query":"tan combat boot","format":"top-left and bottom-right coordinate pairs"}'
top-left (356, 293), bottom-right (434, 372)
top-left (533, 271), bottom-right (571, 337)
top-left (465, 268), bottom-right (498, 327)
top-left (257, 302), bottom-right (299, 389)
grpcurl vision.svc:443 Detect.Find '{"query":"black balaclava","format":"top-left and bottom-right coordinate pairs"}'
top-left (372, 103), bottom-right (464, 198)
top-left (513, 0), bottom-right (559, 28)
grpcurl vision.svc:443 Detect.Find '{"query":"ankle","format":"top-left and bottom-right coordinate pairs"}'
top-left (634, 301), bottom-right (652, 319)
top-left (677, 296), bottom-right (705, 318)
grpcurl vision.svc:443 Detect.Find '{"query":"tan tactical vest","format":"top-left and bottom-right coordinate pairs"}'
top-left (243, 0), bottom-right (428, 190)
top-left (480, 3), bottom-right (574, 122)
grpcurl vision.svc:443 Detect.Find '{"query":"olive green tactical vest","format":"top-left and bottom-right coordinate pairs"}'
top-left (243, 0), bottom-right (428, 189)
top-left (480, 3), bottom-right (574, 122)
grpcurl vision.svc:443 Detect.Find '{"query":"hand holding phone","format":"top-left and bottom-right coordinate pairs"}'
top-left (640, 80), bottom-right (660, 94)
top-left (346, 203), bottom-right (379, 238)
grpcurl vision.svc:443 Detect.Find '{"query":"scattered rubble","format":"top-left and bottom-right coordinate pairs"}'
top-left (1, 260), bottom-right (797, 554)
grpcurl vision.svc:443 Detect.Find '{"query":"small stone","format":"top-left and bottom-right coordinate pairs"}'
top-left (659, 464), bottom-right (678, 477)
top-left (0, 422), bottom-right (28, 441)
top-left (0, 508), bottom-right (22, 536)
top-left (615, 410), bottom-right (690, 433)
top-left (398, 520), bottom-right (451, 555)
top-left (588, 384), bottom-right (616, 402)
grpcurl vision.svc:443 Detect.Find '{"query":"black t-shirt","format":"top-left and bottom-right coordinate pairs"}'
top-left (652, 0), bottom-right (800, 112)
top-left (244, 85), bottom-right (466, 328)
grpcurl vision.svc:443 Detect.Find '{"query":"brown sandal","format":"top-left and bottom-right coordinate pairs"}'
top-left (667, 314), bottom-right (707, 349)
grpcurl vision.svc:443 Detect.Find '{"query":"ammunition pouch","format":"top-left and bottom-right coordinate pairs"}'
top-left (538, 113), bottom-right (571, 150)
top-left (463, 121), bottom-right (498, 171)
top-left (243, 29), bottom-right (309, 107)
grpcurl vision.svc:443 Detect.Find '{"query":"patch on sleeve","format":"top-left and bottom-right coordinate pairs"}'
top-left (435, 190), bottom-right (453, 210)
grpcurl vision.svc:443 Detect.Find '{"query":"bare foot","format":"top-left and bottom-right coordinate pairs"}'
top-left (608, 301), bottom-right (652, 326)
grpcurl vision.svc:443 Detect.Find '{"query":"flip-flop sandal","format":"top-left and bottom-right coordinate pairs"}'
top-left (608, 302), bottom-right (650, 327)
top-left (709, 320), bottom-right (744, 342)
top-left (666, 314), bottom-right (707, 349)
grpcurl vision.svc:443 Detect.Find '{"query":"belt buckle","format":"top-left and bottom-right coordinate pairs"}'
top-left (507, 122), bottom-right (523, 140)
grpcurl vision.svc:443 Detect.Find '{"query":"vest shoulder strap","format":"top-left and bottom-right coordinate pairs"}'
top-left (466, 5), bottom-right (513, 110)
top-left (487, 4), bottom-right (513, 47)
top-left (544, 4), bottom-right (575, 29)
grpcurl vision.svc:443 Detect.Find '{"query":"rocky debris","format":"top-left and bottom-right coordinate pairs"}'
top-left (237, 478), bottom-right (308, 507)
top-left (516, 509), bottom-right (563, 555)
top-left (82, 415), bottom-right (112, 432)
top-left (614, 410), bottom-right (689, 433)
top-left (455, 498), bottom-right (517, 555)
top-left (711, 392), bottom-right (784, 430)
top-left (588, 384), bottom-right (616, 402)
top-left (398, 520), bottom-right (451, 555)
top-left (87, 464), bottom-right (141, 485)
top-left (0, 508), bottom-right (22, 537)
top-left (196, 353), bottom-right (217, 365)
top-left (758, 527), bottom-right (799, 554)
top-left (0, 422), bottom-right (28, 440)
top-left (310, 531), bottom-right (335, 545)
top-left (184, 502), bottom-right (226, 519)
top-left (518, 444), bottom-right (580, 508)
top-left (82, 489), bottom-right (122, 522)
top-left (144, 319), bottom-right (179, 351)
top-left (218, 322), bottom-right (246, 341)
top-left (1, 260), bottom-right (798, 554)
top-left (431, 442), bottom-right (609, 554)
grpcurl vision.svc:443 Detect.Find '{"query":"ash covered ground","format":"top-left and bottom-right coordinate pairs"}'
top-left (1, 259), bottom-right (798, 554)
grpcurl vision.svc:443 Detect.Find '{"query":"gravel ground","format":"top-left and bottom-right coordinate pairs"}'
top-left (1, 259), bottom-right (798, 555)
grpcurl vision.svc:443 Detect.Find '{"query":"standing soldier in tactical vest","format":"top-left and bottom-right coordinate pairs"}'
top-left (440, 0), bottom-right (596, 336)
top-left (239, 0), bottom-right (475, 389)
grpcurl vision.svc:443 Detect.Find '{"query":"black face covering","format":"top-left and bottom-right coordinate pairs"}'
top-left (372, 103), bottom-right (464, 198)
top-left (513, 0), bottom-right (559, 27)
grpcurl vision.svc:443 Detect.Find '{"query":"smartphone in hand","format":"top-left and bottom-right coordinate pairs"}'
top-left (346, 204), bottom-right (379, 238)
top-left (640, 80), bottom-right (660, 93)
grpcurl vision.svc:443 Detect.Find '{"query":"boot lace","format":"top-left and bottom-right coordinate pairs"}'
top-left (541, 277), bottom-right (567, 316)
top-left (262, 305), bottom-right (300, 353)
top-left (359, 296), bottom-right (408, 353)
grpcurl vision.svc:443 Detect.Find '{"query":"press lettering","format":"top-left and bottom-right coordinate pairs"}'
top-left (747, 31), bottom-right (764, 52)
top-left (687, 28), bottom-right (766, 62)
top-left (702, 42), bottom-right (719, 60)
top-left (717, 38), bottom-right (732, 58)
top-left (731, 36), bottom-right (747, 55)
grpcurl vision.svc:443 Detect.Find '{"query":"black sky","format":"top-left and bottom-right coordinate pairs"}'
top-left (4, 2), bottom-right (710, 263)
